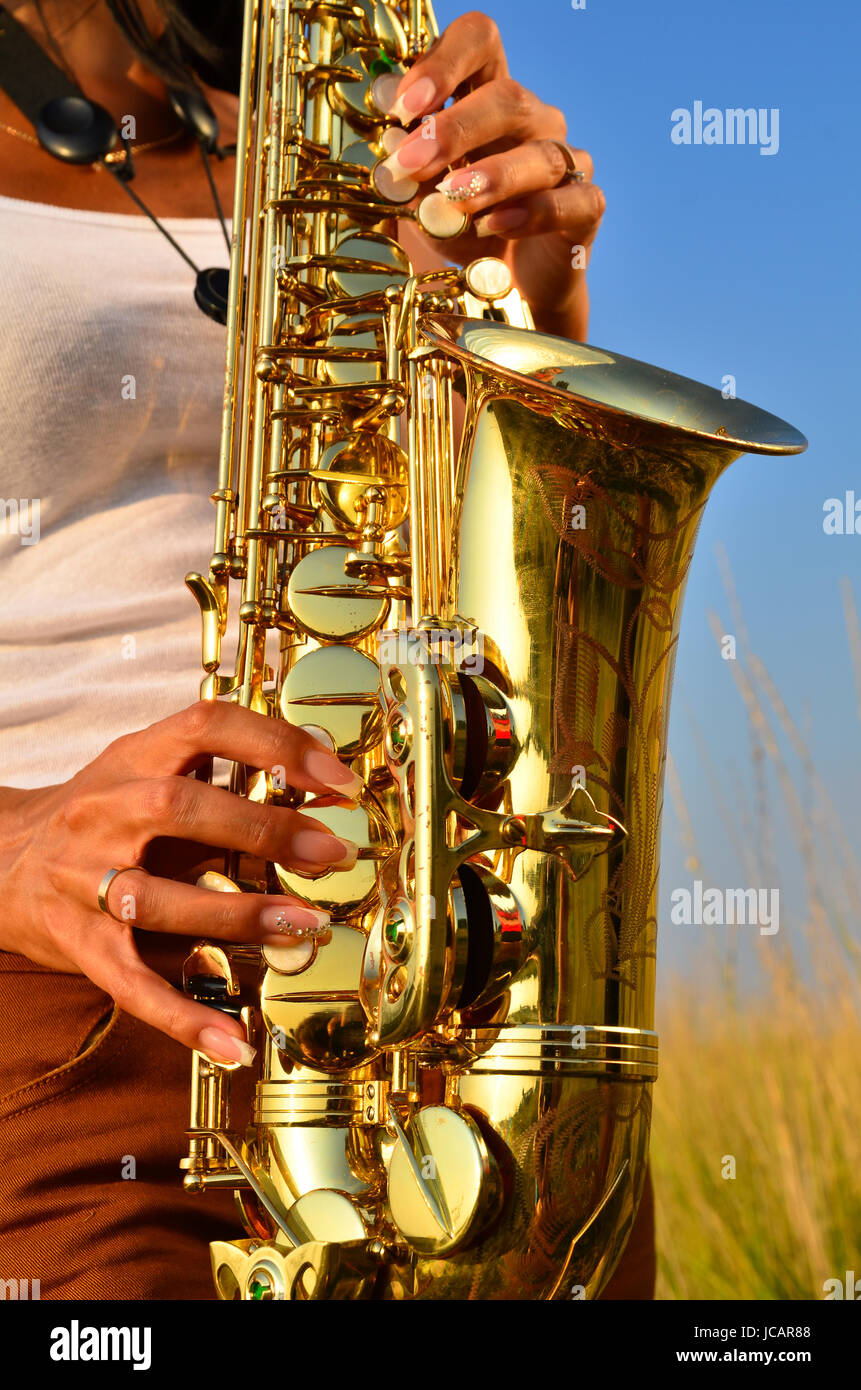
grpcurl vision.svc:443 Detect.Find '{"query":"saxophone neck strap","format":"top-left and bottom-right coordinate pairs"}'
top-left (0, 4), bottom-right (78, 114)
top-left (0, 4), bottom-right (231, 324)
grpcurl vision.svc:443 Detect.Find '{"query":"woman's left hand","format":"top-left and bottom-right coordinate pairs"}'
top-left (379, 11), bottom-right (606, 339)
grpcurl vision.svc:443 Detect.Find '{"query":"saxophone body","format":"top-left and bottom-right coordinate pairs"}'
top-left (182, 0), bottom-right (807, 1300)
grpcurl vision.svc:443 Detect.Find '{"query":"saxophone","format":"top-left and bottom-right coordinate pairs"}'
top-left (181, 0), bottom-right (806, 1300)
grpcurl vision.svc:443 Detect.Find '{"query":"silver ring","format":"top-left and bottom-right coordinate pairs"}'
top-left (97, 865), bottom-right (144, 918)
top-left (550, 141), bottom-right (587, 184)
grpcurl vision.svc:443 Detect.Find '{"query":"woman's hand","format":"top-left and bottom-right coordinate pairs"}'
top-left (381, 11), bottom-right (606, 339)
top-left (0, 702), bottom-right (362, 1063)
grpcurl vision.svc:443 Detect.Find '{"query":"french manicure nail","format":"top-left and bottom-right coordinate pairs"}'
top-left (370, 72), bottom-right (401, 115)
top-left (475, 206), bottom-right (529, 238)
top-left (268, 922), bottom-right (330, 942)
top-left (290, 828), bottom-right (358, 868)
top-left (303, 746), bottom-right (363, 798)
top-left (380, 135), bottom-right (440, 181)
top-left (198, 1027), bottom-right (256, 1067)
top-left (436, 168), bottom-right (490, 201)
top-left (388, 76), bottom-right (437, 125)
top-left (259, 904), bottom-right (331, 936)
top-left (380, 125), bottom-right (407, 156)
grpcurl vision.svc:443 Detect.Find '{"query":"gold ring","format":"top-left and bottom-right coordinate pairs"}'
top-left (97, 865), bottom-right (144, 918)
top-left (550, 141), bottom-right (587, 185)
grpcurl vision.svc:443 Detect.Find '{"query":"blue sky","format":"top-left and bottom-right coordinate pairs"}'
top-left (434, 0), bottom-right (861, 979)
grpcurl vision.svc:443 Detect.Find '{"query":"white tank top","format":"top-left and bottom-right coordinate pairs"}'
top-left (0, 194), bottom-right (230, 788)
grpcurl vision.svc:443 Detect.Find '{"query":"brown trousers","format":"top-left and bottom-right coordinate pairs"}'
top-left (0, 944), bottom-right (654, 1300)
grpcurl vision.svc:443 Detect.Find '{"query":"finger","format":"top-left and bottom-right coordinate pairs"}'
top-left (59, 784), bottom-right (358, 908)
top-left (385, 12), bottom-right (508, 125)
top-left (100, 699), bottom-right (363, 800)
top-left (129, 782), bottom-right (359, 871)
top-left (472, 180), bottom-right (607, 245)
top-left (99, 866), bottom-right (332, 944)
top-left (432, 140), bottom-right (591, 217)
top-left (135, 783), bottom-right (356, 867)
top-left (73, 924), bottom-right (257, 1063)
top-left (377, 78), bottom-right (564, 185)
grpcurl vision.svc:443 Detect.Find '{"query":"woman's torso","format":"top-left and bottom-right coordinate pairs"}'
top-left (0, 191), bottom-right (231, 787)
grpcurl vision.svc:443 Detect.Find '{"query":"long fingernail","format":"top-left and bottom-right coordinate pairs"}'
top-left (475, 206), bottom-right (529, 238)
top-left (380, 125), bottom-right (407, 156)
top-left (198, 1027), bottom-right (256, 1067)
top-left (370, 72), bottom-right (401, 115)
top-left (436, 168), bottom-right (490, 202)
top-left (259, 904), bottom-right (331, 937)
top-left (263, 929), bottom-right (331, 952)
top-left (388, 76), bottom-right (437, 125)
top-left (303, 746), bottom-right (363, 798)
top-left (380, 134), bottom-right (440, 180)
top-left (290, 828), bottom-right (358, 868)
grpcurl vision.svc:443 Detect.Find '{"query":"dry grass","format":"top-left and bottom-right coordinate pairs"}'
top-left (652, 972), bottom-right (861, 1299)
top-left (651, 560), bottom-right (861, 1300)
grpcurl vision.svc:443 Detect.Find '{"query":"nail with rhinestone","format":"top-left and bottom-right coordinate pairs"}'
top-left (260, 904), bottom-right (331, 936)
top-left (435, 168), bottom-right (490, 202)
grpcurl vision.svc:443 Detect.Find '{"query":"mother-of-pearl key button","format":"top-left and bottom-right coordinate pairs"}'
top-left (417, 191), bottom-right (469, 240)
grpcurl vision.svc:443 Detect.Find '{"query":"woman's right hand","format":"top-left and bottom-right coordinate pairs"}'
top-left (0, 701), bottom-right (363, 1064)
